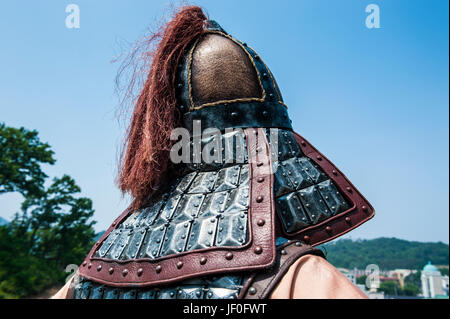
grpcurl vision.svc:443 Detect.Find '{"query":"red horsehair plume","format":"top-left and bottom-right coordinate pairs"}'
top-left (118, 6), bottom-right (207, 209)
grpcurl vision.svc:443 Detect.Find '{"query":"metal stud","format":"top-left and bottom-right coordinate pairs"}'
top-left (346, 187), bottom-right (352, 193)
top-left (281, 249), bottom-right (287, 255)
top-left (155, 265), bottom-right (162, 274)
top-left (82, 261), bottom-right (87, 267)
top-left (295, 241), bottom-right (302, 247)
top-left (257, 161), bottom-right (264, 167)
top-left (326, 226), bottom-right (332, 233)
top-left (303, 235), bottom-right (310, 243)
top-left (88, 263), bottom-right (92, 269)
top-left (200, 257), bottom-right (207, 265)
top-left (97, 265), bottom-right (102, 272)
top-left (122, 269), bottom-right (128, 277)
top-left (108, 267), bottom-right (114, 275)
top-left (362, 205), bottom-right (368, 212)
top-left (256, 195), bottom-right (264, 203)
top-left (257, 219), bottom-right (265, 226)
top-left (332, 170), bottom-right (338, 176)
top-left (249, 287), bottom-right (257, 295)
top-left (225, 252), bottom-right (234, 260)
top-left (316, 155), bottom-right (323, 161)
top-left (254, 246), bottom-right (263, 254)
top-left (257, 177), bottom-right (265, 183)
top-left (137, 268), bottom-right (143, 277)
top-left (177, 261), bottom-right (183, 269)
top-left (345, 217), bottom-right (351, 224)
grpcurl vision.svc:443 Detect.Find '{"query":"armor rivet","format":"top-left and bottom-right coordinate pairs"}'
top-left (254, 246), bottom-right (263, 254)
top-left (326, 226), bottom-right (332, 233)
top-left (256, 196), bottom-right (264, 203)
top-left (122, 269), bottom-right (128, 277)
top-left (225, 252), bottom-right (234, 260)
top-left (362, 205), bottom-right (368, 212)
top-left (200, 257), bottom-right (207, 265)
top-left (249, 287), bottom-right (257, 295)
top-left (82, 261), bottom-right (87, 267)
top-left (155, 265), bottom-right (162, 273)
top-left (332, 170), bottom-right (338, 176)
top-left (257, 177), bottom-right (265, 183)
top-left (317, 155), bottom-right (323, 161)
top-left (88, 263), bottom-right (92, 269)
top-left (108, 267), bottom-right (114, 274)
top-left (257, 219), bottom-right (265, 226)
top-left (281, 249), bottom-right (287, 255)
top-left (295, 242), bottom-right (302, 247)
top-left (137, 268), bottom-right (143, 277)
top-left (177, 261), bottom-right (183, 269)
top-left (303, 235), bottom-right (310, 243)
top-left (97, 265), bottom-right (102, 272)
top-left (346, 187), bottom-right (352, 193)
top-left (345, 217), bottom-right (351, 224)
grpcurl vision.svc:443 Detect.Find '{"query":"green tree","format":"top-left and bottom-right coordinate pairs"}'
top-left (378, 280), bottom-right (400, 296)
top-left (356, 275), bottom-right (367, 285)
top-left (0, 123), bottom-right (55, 197)
top-left (0, 124), bottom-right (97, 298)
top-left (439, 267), bottom-right (449, 276)
top-left (402, 283), bottom-right (421, 296)
top-left (13, 175), bottom-right (96, 268)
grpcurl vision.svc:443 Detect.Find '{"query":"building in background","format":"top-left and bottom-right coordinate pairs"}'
top-left (421, 261), bottom-right (449, 298)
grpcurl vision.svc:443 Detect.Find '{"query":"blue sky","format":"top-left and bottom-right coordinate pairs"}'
top-left (0, 0), bottom-right (448, 243)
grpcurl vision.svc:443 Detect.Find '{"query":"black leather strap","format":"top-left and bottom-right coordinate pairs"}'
top-left (239, 240), bottom-right (325, 299)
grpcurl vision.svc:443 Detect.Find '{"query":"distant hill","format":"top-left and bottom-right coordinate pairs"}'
top-left (322, 237), bottom-right (449, 270)
top-left (0, 217), bottom-right (8, 226)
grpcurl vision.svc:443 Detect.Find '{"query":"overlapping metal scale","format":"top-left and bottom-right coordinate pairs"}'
top-left (73, 274), bottom-right (247, 299)
top-left (266, 129), bottom-right (351, 234)
top-left (94, 129), bottom-right (250, 261)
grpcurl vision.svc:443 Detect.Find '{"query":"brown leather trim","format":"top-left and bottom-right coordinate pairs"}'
top-left (77, 128), bottom-right (276, 287)
top-left (239, 240), bottom-right (324, 299)
top-left (277, 132), bottom-right (375, 246)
